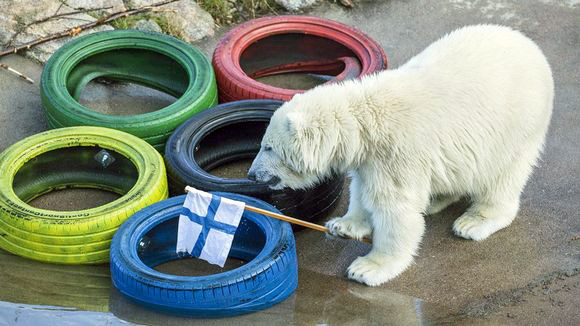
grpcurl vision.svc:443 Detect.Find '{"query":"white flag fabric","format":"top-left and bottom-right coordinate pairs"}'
top-left (176, 188), bottom-right (245, 267)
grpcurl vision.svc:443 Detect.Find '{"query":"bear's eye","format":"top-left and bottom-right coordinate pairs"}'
top-left (264, 145), bottom-right (273, 152)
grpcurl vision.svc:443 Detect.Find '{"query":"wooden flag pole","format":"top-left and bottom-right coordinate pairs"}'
top-left (185, 186), bottom-right (371, 243)
top-left (243, 205), bottom-right (329, 232)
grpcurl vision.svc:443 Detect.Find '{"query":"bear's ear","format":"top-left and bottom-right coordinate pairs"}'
top-left (285, 110), bottom-right (326, 173)
top-left (285, 111), bottom-right (305, 136)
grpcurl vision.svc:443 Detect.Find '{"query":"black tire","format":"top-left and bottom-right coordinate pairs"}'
top-left (164, 100), bottom-right (344, 224)
top-left (110, 193), bottom-right (298, 317)
top-left (41, 30), bottom-right (218, 152)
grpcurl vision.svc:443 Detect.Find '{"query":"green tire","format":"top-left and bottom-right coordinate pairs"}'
top-left (0, 127), bottom-right (168, 264)
top-left (40, 30), bottom-right (218, 151)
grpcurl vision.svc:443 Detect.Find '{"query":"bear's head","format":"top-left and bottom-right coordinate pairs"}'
top-left (248, 90), bottom-right (361, 190)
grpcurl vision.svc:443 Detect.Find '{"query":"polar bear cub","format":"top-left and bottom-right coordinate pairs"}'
top-left (247, 25), bottom-right (553, 286)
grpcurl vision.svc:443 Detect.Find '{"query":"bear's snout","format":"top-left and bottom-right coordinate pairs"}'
top-left (247, 166), bottom-right (280, 186)
top-left (247, 169), bottom-right (257, 181)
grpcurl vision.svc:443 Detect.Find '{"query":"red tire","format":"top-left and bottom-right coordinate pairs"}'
top-left (213, 15), bottom-right (387, 102)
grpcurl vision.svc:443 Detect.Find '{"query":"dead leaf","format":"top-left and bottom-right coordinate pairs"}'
top-left (339, 0), bottom-right (355, 8)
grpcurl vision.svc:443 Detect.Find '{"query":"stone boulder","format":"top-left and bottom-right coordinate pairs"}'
top-left (0, 0), bottom-right (215, 64)
top-left (0, 0), bottom-right (114, 63)
top-left (128, 0), bottom-right (215, 43)
top-left (134, 19), bottom-right (163, 33)
top-left (275, 0), bottom-right (318, 11)
top-left (64, 0), bottom-right (126, 13)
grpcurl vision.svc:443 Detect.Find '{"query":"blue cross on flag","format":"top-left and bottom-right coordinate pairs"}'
top-left (176, 188), bottom-right (246, 267)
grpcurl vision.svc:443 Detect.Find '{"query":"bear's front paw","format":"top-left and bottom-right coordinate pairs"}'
top-left (346, 252), bottom-right (413, 286)
top-left (326, 216), bottom-right (372, 240)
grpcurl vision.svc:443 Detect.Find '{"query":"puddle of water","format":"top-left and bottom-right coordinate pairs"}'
top-left (0, 246), bottom-right (462, 325)
top-left (0, 301), bottom-right (128, 326)
top-left (108, 268), bottom-right (463, 325)
top-left (0, 250), bottom-right (111, 312)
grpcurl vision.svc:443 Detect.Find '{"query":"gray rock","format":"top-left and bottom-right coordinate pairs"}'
top-left (0, 0), bottom-right (214, 63)
top-left (275, 0), bottom-right (318, 11)
top-left (0, 9), bottom-right (18, 46)
top-left (134, 19), bottom-right (162, 33)
top-left (129, 0), bottom-right (215, 43)
top-left (0, 0), bottom-right (113, 63)
top-left (64, 0), bottom-right (126, 13)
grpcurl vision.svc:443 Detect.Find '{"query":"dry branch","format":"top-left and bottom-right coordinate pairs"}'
top-left (0, 63), bottom-right (34, 84)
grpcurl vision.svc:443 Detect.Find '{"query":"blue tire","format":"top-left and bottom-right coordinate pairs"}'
top-left (110, 193), bottom-right (298, 317)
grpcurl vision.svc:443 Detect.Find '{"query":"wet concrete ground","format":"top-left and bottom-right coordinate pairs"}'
top-left (0, 0), bottom-right (579, 325)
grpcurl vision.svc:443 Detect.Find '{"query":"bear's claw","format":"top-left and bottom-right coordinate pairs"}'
top-left (326, 216), bottom-right (372, 240)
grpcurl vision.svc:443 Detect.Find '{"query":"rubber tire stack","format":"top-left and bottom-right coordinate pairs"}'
top-left (110, 193), bottom-right (298, 317)
top-left (213, 15), bottom-right (387, 102)
top-left (41, 30), bottom-right (218, 151)
top-left (0, 127), bottom-right (168, 264)
top-left (164, 100), bottom-right (344, 224)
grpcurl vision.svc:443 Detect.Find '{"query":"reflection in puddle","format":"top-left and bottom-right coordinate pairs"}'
top-left (0, 250), bottom-right (110, 312)
top-left (0, 249), bottom-right (465, 326)
top-left (108, 269), bottom-right (463, 325)
top-left (0, 302), bottom-right (126, 326)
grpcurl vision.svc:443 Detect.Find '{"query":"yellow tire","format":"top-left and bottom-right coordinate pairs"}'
top-left (0, 127), bottom-right (168, 264)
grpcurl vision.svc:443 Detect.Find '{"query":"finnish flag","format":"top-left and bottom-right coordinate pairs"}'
top-left (176, 188), bottom-right (245, 267)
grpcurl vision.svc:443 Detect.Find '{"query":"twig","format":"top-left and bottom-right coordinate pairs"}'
top-left (54, 2), bottom-right (65, 17)
top-left (150, 8), bottom-right (178, 14)
top-left (29, 6), bottom-right (114, 26)
top-left (0, 0), bottom-right (178, 58)
top-left (57, 17), bottom-right (95, 23)
top-left (0, 63), bottom-right (34, 84)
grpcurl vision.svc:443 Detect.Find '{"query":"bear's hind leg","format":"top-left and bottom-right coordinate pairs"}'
top-left (452, 197), bottom-right (519, 241)
top-left (453, 149), bottom-right (538, 240)
top-left (326, 172), bottom-right (372, 240)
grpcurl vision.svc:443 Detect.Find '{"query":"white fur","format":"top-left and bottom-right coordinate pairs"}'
top-left (248, 25), bottom-right (554, 286)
